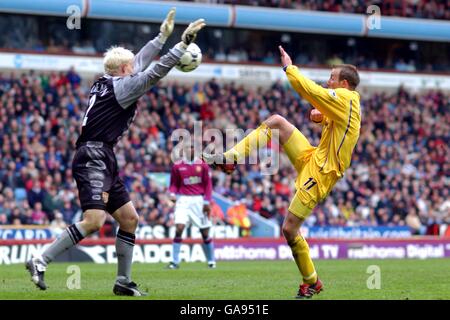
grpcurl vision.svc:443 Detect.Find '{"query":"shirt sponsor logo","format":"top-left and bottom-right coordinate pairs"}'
top-left (183, 176), bottom-right (201, 185)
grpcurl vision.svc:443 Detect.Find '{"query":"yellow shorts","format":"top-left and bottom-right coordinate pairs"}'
top-left (283, 129), bottom-right (338, 219)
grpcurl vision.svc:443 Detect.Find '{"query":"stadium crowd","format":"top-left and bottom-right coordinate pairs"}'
top-left (2, 14), bottom-right (448, 73)
top-left (208, 0), bottom-right (450, 20)
top-left (0, 69), bottom-right (448, 235)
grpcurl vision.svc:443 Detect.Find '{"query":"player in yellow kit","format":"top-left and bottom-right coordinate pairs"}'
top-left (203, 46), bottom-right (361, 299)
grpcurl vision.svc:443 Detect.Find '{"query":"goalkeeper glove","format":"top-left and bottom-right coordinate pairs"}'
top-left (158, 7), bottom-right (176, 43)
top-left (181, 19), bottom-right (206, 48)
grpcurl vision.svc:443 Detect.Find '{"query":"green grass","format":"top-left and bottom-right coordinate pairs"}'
top-left (1, 259), bottom-right (449, 300)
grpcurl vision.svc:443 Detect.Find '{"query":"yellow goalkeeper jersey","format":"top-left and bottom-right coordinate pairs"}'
top-left (285, 65), bottom-right (361, 178)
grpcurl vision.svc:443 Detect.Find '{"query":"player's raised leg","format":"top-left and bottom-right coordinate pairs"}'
top-left (283, 198), bottom-right (322, 299)
top-left (26, 209), bottom-right (106, 290)
top-left (203, 114), bottom-right (296, 173)
top-left (167, 223), bottom-right (186, 269)
top-left (111, 201), bottom-right (146, 296)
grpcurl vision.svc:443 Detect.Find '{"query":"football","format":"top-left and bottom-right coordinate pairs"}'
top-left (175, 43), bottom-right (202, 72)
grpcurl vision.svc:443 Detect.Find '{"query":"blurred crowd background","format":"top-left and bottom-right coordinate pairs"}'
top-left (1, 10), bottom-right (448, 73)
top-left (200, 0), bottom-right (449, 20)
top-left (0, 68), bottom-right (448, 235)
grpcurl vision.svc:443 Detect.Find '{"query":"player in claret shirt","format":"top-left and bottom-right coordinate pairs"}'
top-left (167, 140), bottom-right (215, 270)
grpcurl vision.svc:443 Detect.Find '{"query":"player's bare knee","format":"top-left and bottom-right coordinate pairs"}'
top-left (129, 213), bottom-right (139, 229)
top-left (120, 213), bottom-right (139, 232)
top-left (175, 224), bottom-right (185, 238)
top-left (82, 219), bottom-right (103, 233)
top-left (81, 210), bottom-right (106, 233)
top-left (282, 213), bottom-right (299, 242)
top-left (200, 228), bottom-right (210, 240)
top-left (282, 223), bottom-right (296, 242)
top-left (265, 114), bottom-right (286, 129)
top-left (265, 114), bottom-right (294, 143)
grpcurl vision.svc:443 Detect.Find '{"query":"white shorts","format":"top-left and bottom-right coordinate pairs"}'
top-left (173, 195), bottom-right (212, 229)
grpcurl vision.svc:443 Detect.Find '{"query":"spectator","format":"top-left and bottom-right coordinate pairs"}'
top-left (0, 213), bottom-right (8, 225)
top-left (50, 211), bottom-right (67, 236)
top-left (42, 186), bottom-right (63, 220)
top-left (66, 67), bottom-right (81, 87)
top-left (31, 202), bottom-right (47, 225)
top-left (8, 207), bottom-right (24, 224)
top-left (0, 69), bottom-right (448, 233)
top-left (27, 180), bottom-right (46, 208)
top-left (210, 201), bottom-right (226, 225)
top-left (226, 201), bottom-right (252, 236)
top-left (60, 201), bottom-right (77, 224)
top-left (406, 208), bottom-right (425, 235)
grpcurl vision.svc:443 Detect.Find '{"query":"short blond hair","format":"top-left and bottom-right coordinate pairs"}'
top-left (103, 46), bottom-right (134, 76)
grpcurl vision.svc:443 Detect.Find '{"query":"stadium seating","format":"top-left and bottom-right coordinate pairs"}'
top-left (213, 0), bottom-right (450, 20)
top-left (0, 69), bottom-right (448, 233)
top-left (1, 13), bottom-right (448, 72)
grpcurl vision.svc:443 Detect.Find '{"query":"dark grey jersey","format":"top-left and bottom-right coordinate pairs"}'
top-left (77, 36), bottom-right (185, 147)
top-left (76, 76), bottom-right (137, 147)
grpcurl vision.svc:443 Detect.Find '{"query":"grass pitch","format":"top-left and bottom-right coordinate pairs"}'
top-left (0, 259), bottom-right (449, 300)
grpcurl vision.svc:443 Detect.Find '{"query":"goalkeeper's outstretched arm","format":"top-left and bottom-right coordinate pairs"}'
top-left (114, 19), bottom-right (206, 109)
top-left (133, 8), bottom-right (176, 73)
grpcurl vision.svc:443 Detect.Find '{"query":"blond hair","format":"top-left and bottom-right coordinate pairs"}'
top-left (103, 46), bottom-right (134, 76)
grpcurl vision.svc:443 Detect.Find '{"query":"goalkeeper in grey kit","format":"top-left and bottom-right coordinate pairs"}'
top-left (26, 8), bottom-right (206, 296)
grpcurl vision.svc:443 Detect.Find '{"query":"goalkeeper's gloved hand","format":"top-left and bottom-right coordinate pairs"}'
top-left (181, 19), bottom-right (206, 48)
top-left (159, 7), bottom-right (176, 43)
